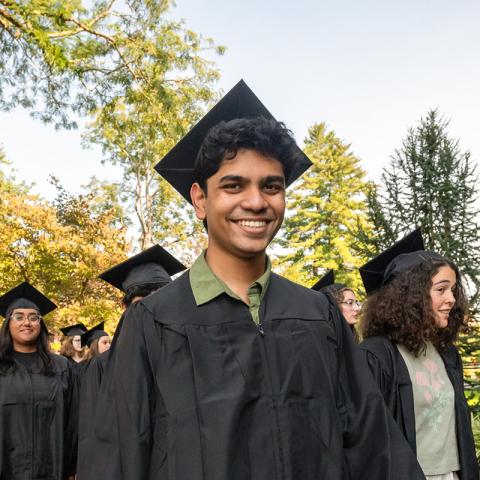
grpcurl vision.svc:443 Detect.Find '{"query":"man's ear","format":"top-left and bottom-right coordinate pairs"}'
top-left (190, 182), bottom-right (207, 220)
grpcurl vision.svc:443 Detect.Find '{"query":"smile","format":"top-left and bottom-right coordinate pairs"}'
top-left (236, 220), bottom-right (269, 228)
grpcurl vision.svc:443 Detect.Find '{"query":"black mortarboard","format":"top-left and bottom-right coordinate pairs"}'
top-left (0, 282), bottom-right (57, 318)
top-left (359, 228), bottom-right (440, 294)
top-left (154, 79), bottom-right (312, 204)
top-left (99, 245), bottom-right (186, 293)
top-left (60, 323), bottom-right (87, 337)
top-left (311, 269), bottom-right (348, 296)
top-left (81, 322), bottom-right (108, 348)
top-left (310, 270), bottom-right (345, 291)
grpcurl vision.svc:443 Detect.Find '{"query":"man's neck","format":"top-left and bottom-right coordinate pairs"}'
top-left (204, 247), bottom-right (267, 304)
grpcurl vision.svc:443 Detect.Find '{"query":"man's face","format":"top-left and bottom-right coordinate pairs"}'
top-left (191, 149), bottom-right (286, 260)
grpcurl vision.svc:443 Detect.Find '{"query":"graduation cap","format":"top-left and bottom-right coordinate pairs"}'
top-left (311, 270), bottom-right (347, 292)
top-left (99, 244), bottom-right (186, 293)
top-left (359, 228), bottom-right (444, 294)
top-left (81, 322), bottom-right (108, 348)
top-left (0, 282), bottom-right (57, 318)
top-left (60, 323), bottom-right (87, 337)
top-left (154, 79), bottom-right (312, 204)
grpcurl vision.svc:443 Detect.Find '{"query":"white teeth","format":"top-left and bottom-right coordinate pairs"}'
top-left (238, 220), bottom-right (266, 228)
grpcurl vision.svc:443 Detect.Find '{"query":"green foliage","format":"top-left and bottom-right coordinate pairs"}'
top-left (277, 123), bottom-right (372, 293)
top-left (460, 321), bottom-right (480, 415)
top-left (0, 0), bottom-right (224, 128)
top-left (472, 414), bottom-right (480, 462)
top-left (83, 93), bottom-right (209, 255)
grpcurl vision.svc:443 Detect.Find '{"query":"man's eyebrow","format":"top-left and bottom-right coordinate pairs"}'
top-left (261, 175), bottom-right (286, 185)
top-left (433, 279), bottom-right (453, 286)
top-left (218, 175), bottom-right (246, 183)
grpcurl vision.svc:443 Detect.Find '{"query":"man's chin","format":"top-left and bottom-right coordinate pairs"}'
top-left (232, 242), bottom-right (271, 259)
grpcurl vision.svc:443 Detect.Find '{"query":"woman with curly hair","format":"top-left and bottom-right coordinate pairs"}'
top-left (359, 231), bottom-right (477, 480)
top-left (0, 282), bottom-right (77, 479)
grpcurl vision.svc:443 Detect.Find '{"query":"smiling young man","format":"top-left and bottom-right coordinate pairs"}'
top-left (103, 81), bottom-right (425, 480)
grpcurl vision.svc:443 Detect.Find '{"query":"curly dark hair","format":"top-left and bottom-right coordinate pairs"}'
top-left (361, 257), bottom-right (468, 356)
top-left (0, 317), bottom-right (55, 375)
top-left (194, 117), bottom-right (301, 193)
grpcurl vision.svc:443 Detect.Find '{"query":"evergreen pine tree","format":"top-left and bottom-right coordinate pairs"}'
top-left (356, 109), bottom-right (480, 309)
top-left (277, 123), bottom-right (372, 293)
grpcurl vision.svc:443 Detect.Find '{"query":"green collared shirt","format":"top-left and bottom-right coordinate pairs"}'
top-left (189, 251), bottom-right (271, 325)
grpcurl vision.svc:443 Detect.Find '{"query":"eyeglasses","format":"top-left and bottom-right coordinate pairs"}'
top-left (10, 313), bottom-right (42, 323)
top-left (340, 300), bottom-right (362, 309)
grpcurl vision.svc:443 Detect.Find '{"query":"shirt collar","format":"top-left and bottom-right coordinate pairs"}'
top-left (189, 251), bottom-right (271, 306)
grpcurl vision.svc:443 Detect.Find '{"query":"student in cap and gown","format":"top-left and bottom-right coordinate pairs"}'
top-left (96, 80), bottom-right (425, 479)
top-left (359, 229), bottom-right (478, 480)
top-left (81, 322), bottom-right (111, 363)
top-left (0, 282), bottom-right (78, 480)
top-left (59, 323), bottom-right (88, 369)
top-left (312, 270), bottom-right (361, 342)
top-left (76, 245), bottom-right (185, 480)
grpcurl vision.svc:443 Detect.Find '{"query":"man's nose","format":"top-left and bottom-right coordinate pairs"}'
top-left (241, 187), bottom-right (269, 211)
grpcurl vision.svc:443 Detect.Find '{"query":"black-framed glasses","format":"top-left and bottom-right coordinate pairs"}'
top-left (10, 313), bottom-right (42, 323)
top-left (340, 300), bottom-right (362, 309)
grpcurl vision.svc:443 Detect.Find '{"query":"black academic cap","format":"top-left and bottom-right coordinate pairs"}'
top-left (154, 79), bottom-right (312, 204)
top-left (311, 269), bottom-right (347, 293)
top-left (60, 323), bottom-right (87, 337)
top-left (99, 245), bottom-right (186, 293)
top-left (81, 322), bottom-right (108, 348)
top-left (359, 228), bottom-right (425, 294)
top-left (0, 282), bottom-right (57, 318)
top-left (383, 250), bottom-right (446, 288)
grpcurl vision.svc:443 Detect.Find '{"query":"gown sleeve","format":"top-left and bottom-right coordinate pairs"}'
top-left (63, 358), bottom-right (80, 478)
top-left (76, 356), bottom-right (105, 477)
top-left (329, 308), bottom-right (425, 480)
top-left (76, 315), bottom-right (125, 480)
top-left (109, 301), bottom-right (157, 479)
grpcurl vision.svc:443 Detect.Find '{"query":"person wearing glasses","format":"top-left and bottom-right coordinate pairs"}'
top-left (0, 282), bottom-right (78, 480)
top-left (312, 270), bottom-right (362, 341)
top-left (359, 230), bottom-right (478, 480)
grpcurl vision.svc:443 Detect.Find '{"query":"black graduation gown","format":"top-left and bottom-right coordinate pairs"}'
top-left (97, 271), bottom-right (425, 480)
top-left (76, 317), bottom-right (125, 480)
top-left (360, 336), bottom-right (479, 480)
top-left (0, 353), bottom-right (78, 480)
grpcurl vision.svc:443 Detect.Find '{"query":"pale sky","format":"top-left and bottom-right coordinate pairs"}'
top-left (0, 0), bottom-right (478, 201)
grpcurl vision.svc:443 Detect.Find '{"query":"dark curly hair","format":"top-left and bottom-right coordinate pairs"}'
top-left (194, 117), bottom-right (301, 193)
top-left (361, 257), bottom-right (468, 356)
top-left (0, 317), bottom-right (55, 375)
